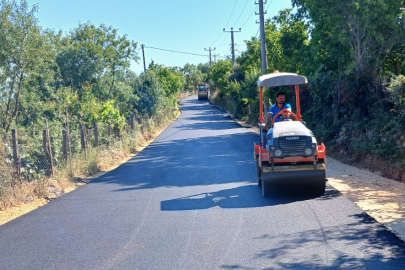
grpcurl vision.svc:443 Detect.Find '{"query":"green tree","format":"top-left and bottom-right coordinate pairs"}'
top-left (292, 0), bottom-right (405, 75)
top-left (197, 63), bottom-right (212, 83)
top-left (182, 63), bottom-right (203, 91)
top-left (0, 0), bottom-right (52, 133)
top-left (131, 71), bottom-right (164, 117)
top-left (237, 37), bottom-right (261, 73)
top-left (56, 22), bottom-right (139, 100)
top-left (210, 60), bottom-right (232, 90)
top-left (99, 100), bottom-right (126, 129)
top-left (149, 64), bottom-right (185, 104)
top-left (291, 0), bottom-right (405, 121)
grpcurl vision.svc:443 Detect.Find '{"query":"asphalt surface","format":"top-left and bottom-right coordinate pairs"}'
top-left (1, 96), bottom-right (405, 270)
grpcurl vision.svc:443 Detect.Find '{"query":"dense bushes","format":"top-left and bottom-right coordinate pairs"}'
top-left (208, 3), bottom-right (405, 177)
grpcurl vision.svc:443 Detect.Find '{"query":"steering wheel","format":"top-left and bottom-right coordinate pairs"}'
top-left (272, 109), bottom-right (298, 126)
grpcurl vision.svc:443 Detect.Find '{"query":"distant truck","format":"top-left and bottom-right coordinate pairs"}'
top-left (197, 84), bottom-right (208, 100)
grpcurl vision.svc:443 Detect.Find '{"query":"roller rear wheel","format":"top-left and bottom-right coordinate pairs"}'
top-left (261, 177), bottom-right (271, 197)
top-left (256, 159), bottom-right (262, 187)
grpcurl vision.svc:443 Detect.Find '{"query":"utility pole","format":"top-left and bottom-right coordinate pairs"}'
top-left (256, 0), bottom-right (268, 74)
top-left (204, 47), bottom-right (216, 66)
top-left (141, 44), bottom-right (146, 73)
top-left (213, 54), bottom-right (217, 63)
top-left (223, 27), bottom-right (241, 66)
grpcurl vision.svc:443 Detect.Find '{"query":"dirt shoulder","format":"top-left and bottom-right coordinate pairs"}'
top-left (327, 157), bottom-right (405, 241)
top-left (0, 154), bottom-right (137, 227)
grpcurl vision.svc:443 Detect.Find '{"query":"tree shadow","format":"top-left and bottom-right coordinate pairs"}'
top-left (90, 132), bottom-right (258, 191)
top-left (386, 218), bottom-right (405, 243)
top-left (185, 114), bottom-right (233, 122)
top-left (220, 213), bottom-right (405, 269)
top-left (177, 120), bottom-right (245, 131)
top-left (180, 98), bottom-right (214, 112)
top-left (88, 95), bottom-right (260, 191)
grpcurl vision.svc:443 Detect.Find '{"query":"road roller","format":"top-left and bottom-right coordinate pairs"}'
top-left (254, 72), bottom-right (326, 197)
top-left (197, 84), bottom-right (209, 100)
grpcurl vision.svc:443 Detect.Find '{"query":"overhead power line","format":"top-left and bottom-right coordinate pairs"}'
top-left (266, 0), bottom-right (274, 13)
top-left (240, 6), bottom-right (258, 29)
top-left (209, 32), bottom-right (224, 48)
top-left (233, 0), bottom-right (249, 27)
top-left (216, 34), bottom-right (230, 49)
top-left (255, 27), bottom-right (260, 38)
top-left (224, 0), bottom-right (239, 29)
top-left (209, 0), bottom-right (239, 47)
top-left (143, 46), bottom-right (228, 62)
top-left (145, 46), bottom-right (208, 57)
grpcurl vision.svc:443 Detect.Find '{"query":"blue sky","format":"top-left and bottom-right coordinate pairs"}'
top-left (27, 0), bottom-right (292, 75)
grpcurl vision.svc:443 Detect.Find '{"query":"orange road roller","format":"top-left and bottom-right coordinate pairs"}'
top-left (254, 72), bottom-right (326, 197)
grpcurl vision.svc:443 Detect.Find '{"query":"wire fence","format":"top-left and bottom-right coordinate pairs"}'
top-left (0, 108), bottom-right (174, 190)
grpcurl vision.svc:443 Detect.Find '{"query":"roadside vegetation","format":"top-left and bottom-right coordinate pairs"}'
top-left (2, 0), bottom-right (405, 209)
top-left (206, 1), bottom-right (405, 181)
top-left (0, 0), bottom-right (208, 209)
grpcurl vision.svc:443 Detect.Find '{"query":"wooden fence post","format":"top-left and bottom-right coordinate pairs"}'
top-left (126, 120), bottom-right (130, 134)
top-left (65, 109), bottom-right (72, 162)
top-left (131, 114), bottom-right (136, 134)
top-left (11, 129), bottom-right (21, 179)
top-left (108, 123), bottom-right (112, 137)
top-left (62, 129), bottom-right (68, 161)
top-left (43, 120), bottom-right (54, 177)
top-left (93, 121), bottom-right (99, 147)
top-left (43, 130), bottom-right (49, 175)
top-left (80, 122), bottom-right (88, 159)
top-left (80, 122), bottom-right (87, 150)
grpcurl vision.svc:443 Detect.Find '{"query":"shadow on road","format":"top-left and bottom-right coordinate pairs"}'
top-left (179, 98), bottom-right (213, 112)
top-left (161, 185), bottom-right (339, 211)
top-left (92, 133), bottom-right (257, 190)
top-left (220, 212), bottom-right (405, 269)
top-left (177, 119), bottom-right (244, 131)
top-left (179, 99), bottom-right (242, 130)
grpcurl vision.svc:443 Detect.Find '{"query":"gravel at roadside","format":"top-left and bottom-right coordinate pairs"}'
top-left (327, 157), bottom-right (405, 242)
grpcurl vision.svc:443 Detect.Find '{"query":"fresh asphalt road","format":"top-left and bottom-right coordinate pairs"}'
top-left (1, 96), bottom-right (405, 270)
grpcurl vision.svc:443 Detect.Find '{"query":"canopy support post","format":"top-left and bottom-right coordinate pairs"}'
top-left (295, 85), bottom-right (301, 121)
top-left (260, 87), bottom-right (264, 124)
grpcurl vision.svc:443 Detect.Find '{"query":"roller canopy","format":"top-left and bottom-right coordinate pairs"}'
top-left (258, 72), bottom-right (308, 87)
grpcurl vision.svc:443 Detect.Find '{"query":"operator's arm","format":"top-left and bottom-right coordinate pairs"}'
top-left (264, 105), bottom-right (275, 130)
top-left (264, 112), bottom-right (273, 130)
top-left (285, 104), bottom-right (292, 118)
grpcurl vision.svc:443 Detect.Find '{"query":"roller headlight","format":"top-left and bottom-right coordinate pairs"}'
top-left (305, 148), bottom-right (313, 156)
top-left (274, 150), bottom-right (282, 157)
top-left (312, 143), bottom-right (316, 148)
